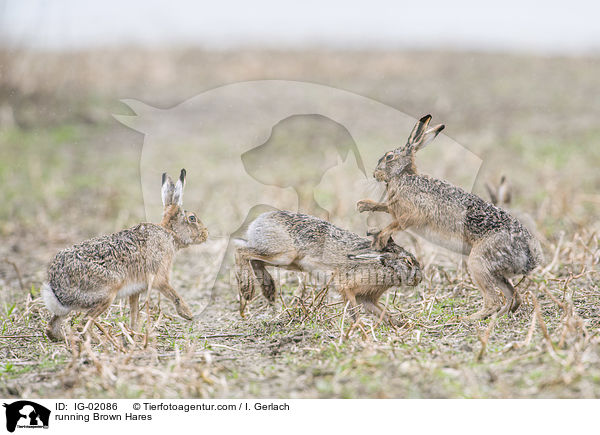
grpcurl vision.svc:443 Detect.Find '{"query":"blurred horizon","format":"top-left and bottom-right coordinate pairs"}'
top-left (1, 0), bottom-right (600, 55)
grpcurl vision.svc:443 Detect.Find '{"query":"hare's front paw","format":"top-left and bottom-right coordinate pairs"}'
top-left (371, 234), bottom-right (388, 251)
top-left (356, 200), bottom-right (373, 213)
top-left (176, 300), bottom-right (194, 321)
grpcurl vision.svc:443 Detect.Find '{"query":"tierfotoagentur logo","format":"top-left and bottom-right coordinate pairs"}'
top-left (3, 401), bottom-right (50, 432)
top-left (115, 80), bottom-right (482, 315)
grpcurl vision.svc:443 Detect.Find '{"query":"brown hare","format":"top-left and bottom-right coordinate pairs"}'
top-left (42, 169), bottom-right (208, 341)
top-left (357, 115), bottom-right (543, 319)
top-left (235, 210), bottom-right (422, 324)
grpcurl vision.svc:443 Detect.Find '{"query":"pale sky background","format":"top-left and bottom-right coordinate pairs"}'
top-left (1, 0), bottom-right (599, 53)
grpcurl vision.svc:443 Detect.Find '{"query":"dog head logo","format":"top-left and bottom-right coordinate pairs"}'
top-left (3, 401), bottom-right (50, 432)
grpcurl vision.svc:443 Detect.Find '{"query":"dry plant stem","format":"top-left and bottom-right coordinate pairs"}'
top-left (279, 282), bottom-right (289, 312)
top-left (3, 258), bottom-right (26, 291)
top-left (81, 317), bottom-right (94, 336)
top-left (308, 275), bottom-right (334, 311)
top-left (369, 323), bottom-right (378, 341)
top-left (144, 274), bottom-right (155, 349)
top-left (477, 313), bottom-right (498, 361)
top-left (520, 300), bottom-right (538, 348)
top-left (83, 335), bottom-right (103, 376)
top-left (322, 311), bottom-right (343, 323)
top-left (338, 301), bottom-right (349, 345)
top-left (373, 294), bottom-right (391, 330)
top-left (159, 333), bottom-right (247, 339)
top-left (540, 283), bottom-right (566, 313)
top-left (529, 291), bottom-right (558, 354)
top-left (118, 322), bottom-right (135, 347)
top-left (93, 321), bottom-right (125, 352)
top-left (541, 231), bottom-right (564, 275)
top-left (355, 322), bottom-right (370, 340)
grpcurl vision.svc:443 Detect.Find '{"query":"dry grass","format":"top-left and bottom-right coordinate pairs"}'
top-left (0, 226), bottom-right (598, 398)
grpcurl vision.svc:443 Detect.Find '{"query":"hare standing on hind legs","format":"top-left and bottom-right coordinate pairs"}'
top-left (42, 169), bottom-right (209, 341)
top-left (357, 115), bottom-right (543, 319)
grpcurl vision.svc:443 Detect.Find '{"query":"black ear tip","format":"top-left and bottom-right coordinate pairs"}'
top-left (420, 114), bottom-right (432, 122)
top-left (439, 124), bottom-right (445, 131)
top-left (179, 168), bottom-right (186, 180)
top-left (161, 173), bottom-right (167, 185)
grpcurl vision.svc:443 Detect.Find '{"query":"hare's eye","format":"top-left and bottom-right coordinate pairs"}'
top-left (189, 215), bottom-right (196, 223)
top-left (385, 154), bottom-right (395, 161)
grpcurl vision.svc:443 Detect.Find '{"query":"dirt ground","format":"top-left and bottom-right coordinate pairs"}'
top-left (0, 50), bottom-right (599, 398)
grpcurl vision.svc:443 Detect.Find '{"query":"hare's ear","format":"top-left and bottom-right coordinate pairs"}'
top-left (497, 175), bottom-right (511, 205)
top-left (161, 173), bottom-right (175, 207)
top-left (485, 181), bottom-right (498, 205)
top-left (172, 168), bottom-right (186, 207)
top-left (413, 124), bottom-right (444, 152)
top-left (348, 253), bottom-right (382, 261)
top-left (407, 114), bottom-right (432, 146)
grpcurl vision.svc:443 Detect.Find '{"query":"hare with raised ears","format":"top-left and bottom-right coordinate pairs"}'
top-left (42, 169), bottom-right (209, 341)
top-left (357, 115), bottom-right (543, 319)
top-left (235, 210), bottom-right (422, 324)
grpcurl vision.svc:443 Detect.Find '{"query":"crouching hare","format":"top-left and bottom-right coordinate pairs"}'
top-left (42, 169), bottom-right (208, 341)
top-left (235, 210), bottom-right (422, 324)
top-left (357, 115), bottom-right (543, 319)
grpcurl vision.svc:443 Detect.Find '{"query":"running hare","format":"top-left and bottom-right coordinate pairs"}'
top-left (42, 169), bottom-right (208, 341)
top-left (357, 115), bottom-right (543, 319)
top-left (235, 210), bottom-right (422, 323)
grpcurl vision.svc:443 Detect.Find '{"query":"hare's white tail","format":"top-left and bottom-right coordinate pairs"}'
top-left (41, 283), bottom-right (70, 316)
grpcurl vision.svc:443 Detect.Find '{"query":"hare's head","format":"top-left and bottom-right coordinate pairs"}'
top-left (374, 114), bottom-right (445, 182)
top-left (380, 251), bottom-right (422, 286)
top-left (160, 169), bottom-right (208, 246)
top-left (348, 245), bottom-right (422, 287)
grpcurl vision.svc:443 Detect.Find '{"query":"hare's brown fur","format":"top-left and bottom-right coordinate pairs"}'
top-left (358, 115), bottom-right (543, 319)
top-left (43, 169), bottom-right (208, 341)
top-left (235, 210), bottom-right (422, 323)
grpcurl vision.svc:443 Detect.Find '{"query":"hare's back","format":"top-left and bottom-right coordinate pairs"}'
top-left (400, 175), bottom-right (520, 236)
top-left (48, 224), bottom-right (167, 289)
top-left (251, 210), bottom-right (367, 252)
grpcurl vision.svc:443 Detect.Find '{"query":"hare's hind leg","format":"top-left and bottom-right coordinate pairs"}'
top-left (235, 248), bottom-right (257, 315)
top-left (250, 260), bottom-right (276, 302)
top-left (341, 288), bottom-right (360, 322)
top-left (46, 315), bottom-right (66, 341)
top-left (357, 295), bottom-right (389, 324)
top-left (466, 254), bottom-right (503, 320)
top-left (235, 248), bottom-right (278, 315)
top-left (494, 274), bottom-right (521, 314)
top-left (82, 295), bottom-right (117, 335)
top-left (129, 293), bottom-right (140, 330)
